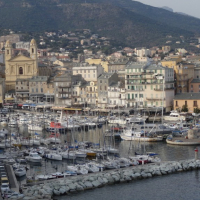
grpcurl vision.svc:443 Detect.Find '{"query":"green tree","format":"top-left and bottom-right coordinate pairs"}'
top-left (194, 107), bottom-right (200, 113)
top-left (181, 104), bottom-right (188, 112)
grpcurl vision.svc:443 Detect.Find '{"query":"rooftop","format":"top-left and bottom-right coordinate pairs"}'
top-left (190, 79), bottom-right (200, 83)
top-left (174, 93), bottom-right (200, 100)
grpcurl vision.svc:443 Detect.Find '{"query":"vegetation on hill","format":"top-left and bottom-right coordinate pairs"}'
top-left (0, 0), bottom-right (199, 47)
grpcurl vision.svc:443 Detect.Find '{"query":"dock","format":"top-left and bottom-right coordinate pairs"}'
top-left (5, 164), bottom-right (19, 192)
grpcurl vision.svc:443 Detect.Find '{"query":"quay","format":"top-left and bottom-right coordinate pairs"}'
top-left (21, 159), bottom-right (200, 200)
top-left (5, 164), bottom-right (19, 192)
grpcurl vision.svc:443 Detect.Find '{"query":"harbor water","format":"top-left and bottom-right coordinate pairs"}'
top-left (2, 122), bottom-right (199, 200)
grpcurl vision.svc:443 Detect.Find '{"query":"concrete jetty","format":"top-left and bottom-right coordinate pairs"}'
top-left (5, 164), bottom-right (19, 192)
top-left (20, 159), bottom-right (200, 200)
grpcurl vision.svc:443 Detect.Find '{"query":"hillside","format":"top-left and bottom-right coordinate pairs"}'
top-left (0, 0), bottom-right (198, 47)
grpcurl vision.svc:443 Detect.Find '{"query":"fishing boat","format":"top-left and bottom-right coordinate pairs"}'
top-left (120, 130), bottom-right (163, 142)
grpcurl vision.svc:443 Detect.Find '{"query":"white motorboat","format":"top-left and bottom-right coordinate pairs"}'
top-left (163, 111), bottom-right (186, 121)
top-left (0, 128), bottom-right (8, 137)
top-left (46, 138), bottom-right (61, 144)
top-left (106, 147), bottom-right (119, 154)
top-left (60, 151), bottom-right (76, 159)
top-left (102, 160), bottom-right (120, 169)
top-left (25, 152), bottom-right (42, 163)
top-left (8, 120), bottom-right (18, 127)
top-left (75, 151), bottom-right (87, 158)
top-left (28, 125), bottom-right (43, 131)
top-left (120, 130), bottom-right (163, 142)
top-left (1, 119), bottom-right (8, 127)
top-left (108, 118), bottom-right (126, 125)
top-left (45, 152), bottom-right (62, 161)
top-left (14, 168), bottom-right (26, 177)
top-left (85, 163), bottom-right (99, 173)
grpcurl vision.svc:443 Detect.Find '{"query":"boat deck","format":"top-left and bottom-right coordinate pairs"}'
top-left (167, 137), bottom-right (200, 146)
top-left (5, 164), bottom-right (19, 192)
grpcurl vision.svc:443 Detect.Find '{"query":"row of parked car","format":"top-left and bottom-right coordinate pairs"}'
top-left (0, 164), bottom-right (24, 199)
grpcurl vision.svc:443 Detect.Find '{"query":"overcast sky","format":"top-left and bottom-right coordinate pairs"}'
top-left (135, 0), bottom-right (200, 18)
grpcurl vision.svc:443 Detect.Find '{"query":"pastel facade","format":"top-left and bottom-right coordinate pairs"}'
top-left (125, 62), bottom-right (174, 112)
top-left (5, 39), bottom-right (38, 91)
top-left (174, 93), bottom-right (200, 113)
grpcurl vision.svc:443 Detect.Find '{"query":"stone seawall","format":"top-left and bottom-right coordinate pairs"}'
top-left (22, 159), bottom-right (200, 200)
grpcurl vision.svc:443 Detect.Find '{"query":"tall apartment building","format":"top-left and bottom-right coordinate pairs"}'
top-left (97, 72), bottom-right (119, 108)
top-left (125, 62), bottom-right (174, 111)
top-left (72, 62), bottom-right (104, 81)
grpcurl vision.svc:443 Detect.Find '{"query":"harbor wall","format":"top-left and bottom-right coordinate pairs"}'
top-left (21, 159), bottom-right (200, 200)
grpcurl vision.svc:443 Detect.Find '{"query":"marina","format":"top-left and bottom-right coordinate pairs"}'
top-left (0, 108), bottom-right (199, 199)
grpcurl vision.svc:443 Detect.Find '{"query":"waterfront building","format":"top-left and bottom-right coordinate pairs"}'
top-left (97, 72), bottom-right (119, 108)
top-left (72, 62), bottom-right (104, 82)
top-left (15, 78), bottom-right (30, 102)
top-left (108, 81), bottom-right (126, 107)
top-left (85, 81), bottom-right (98, 107)
top-left (125, 62), bottom-right (174, 112)
top-left (54, 74), bottom-right (72, 106)
top-left (174, 93), bottom-right (200, 113)
top-left (29, 76), bottom-right (54, 103)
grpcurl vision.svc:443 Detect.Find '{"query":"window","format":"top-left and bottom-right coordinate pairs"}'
top-left (185, 101), bottom-right (187, 106)
top-left (105, 86), bottom-right (107, 90)
top-left (32, 48), bottom-right (34, 53)
top-left (135, 94), bottom-right (138, 98)
top-left (32, 88), bottom-right (34, 92)
top-left (191, 85), bottom-right (193, 88)
top-left (7, 50), bottom-right (9, 54)
top-left (132, 94), bottom-right (134, 99)
top-left (36, 88), bottom-right (38, 92)
top-left (41, 88), bottom-right (43, 92)
top-left (194, 101), bottom-right (197, 107)
top-left (100, 80), bottom-right (102, 83)
top-left (139, 94), bottom-right (143, 98)
top-left (19, 67), bottom-right (23, 75)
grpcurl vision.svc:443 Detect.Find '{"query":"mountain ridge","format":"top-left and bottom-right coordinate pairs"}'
top-left (0, 0), bottom-right (199, 47)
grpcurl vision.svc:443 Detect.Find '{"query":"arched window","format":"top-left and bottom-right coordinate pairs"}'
top-left (7, 50), bottom-right (9, 55)
top-left (19, 67), bottom-right (23, 75)
top-left (32, 48), bottom-right (34, 53)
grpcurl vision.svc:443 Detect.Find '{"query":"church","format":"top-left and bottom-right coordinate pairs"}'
top-left (5, 39), bottom-right (51, 91)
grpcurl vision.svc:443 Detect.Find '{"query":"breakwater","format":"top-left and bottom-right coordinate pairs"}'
top-left (21, 159), bottom-right (200, 200)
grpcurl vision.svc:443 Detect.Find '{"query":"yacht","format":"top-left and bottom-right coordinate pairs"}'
top-left (25, 152), bottom-right (42, 163)
top-left (60, 151), bottom-right (76, 160)
top-left (45, 152), bottom-right (62, 161)
top-left (14, 167), bottom-right (26, 177)
top-left (163, 111), bottom-right (186, 121)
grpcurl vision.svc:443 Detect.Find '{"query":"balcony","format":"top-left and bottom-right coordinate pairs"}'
top-left (58, 85), bottom-right (71, 88)
top-left (154, 87), bottom-right (174, 91)
top-left (58, 91), bottom-right (70, 94)
top-left (58, 96), bottom-right (71, 99)
top-left (146, 98), bottom-right (165, 101)
top-left (126, 98), bottom-right (136, 101)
